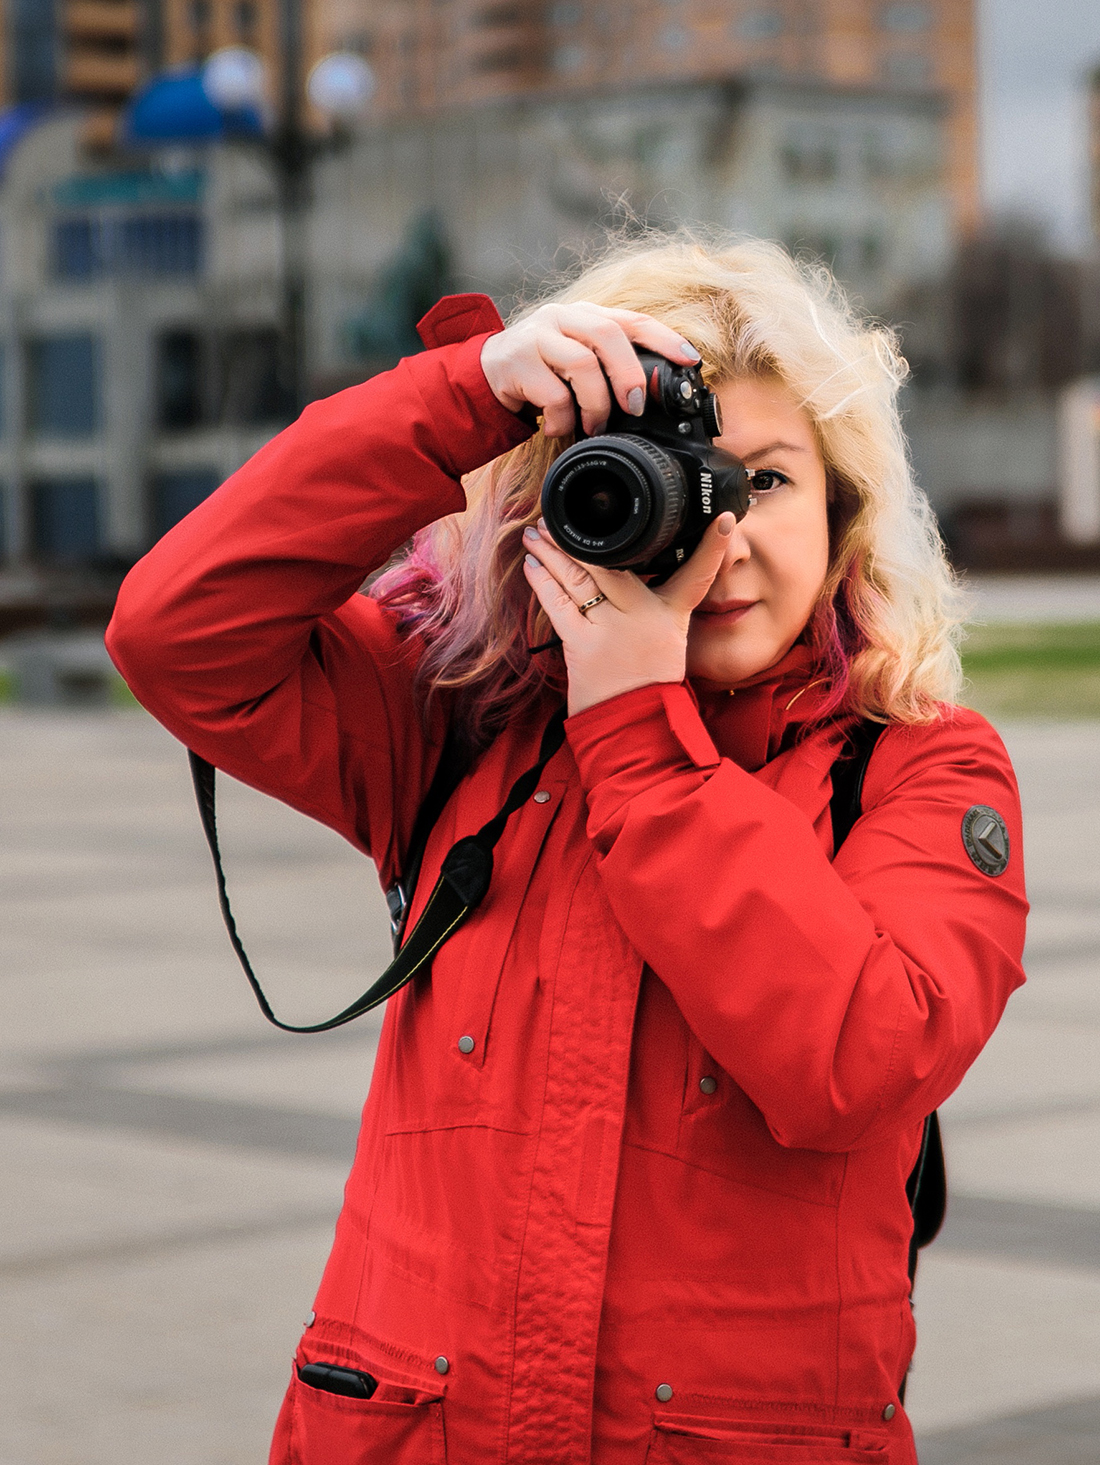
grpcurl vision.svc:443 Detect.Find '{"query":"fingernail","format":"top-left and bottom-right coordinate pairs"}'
top-left (679, 339), bottom-right (701, 363)
top-left (523, 524), bottom-right (539, 540)
top-left (537, 517), bottom-right (547, 532)
top-left (627, 386), bottom-right (645, 416)
top-left (717, 513), bottom-right (734, 536)
top-left (524, 552), bottom-right (540, 569)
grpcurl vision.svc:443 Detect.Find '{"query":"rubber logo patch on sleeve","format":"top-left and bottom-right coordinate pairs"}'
top-left (962, 805), bottom-right (1010, 876)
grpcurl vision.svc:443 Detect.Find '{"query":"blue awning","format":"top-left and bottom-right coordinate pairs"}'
top-left (121, 69), bottom-right (264, 145)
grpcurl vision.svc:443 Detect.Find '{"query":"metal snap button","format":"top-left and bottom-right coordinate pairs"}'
top-left (655, 1383), bottom-right (673, 1402)
top-left (533, 790), bottom-right (551, 804)
top-left (435, 1355), bottom-right (450, 1374)
top-left (882, 1403), bottom-right (896, 1421)
top-left (457, 1035), bottom-right (475, 1055)
top-left (699, 1075), bottom-right (717, 1095)
top-left (304, 1310), bottom-right (316, 1327)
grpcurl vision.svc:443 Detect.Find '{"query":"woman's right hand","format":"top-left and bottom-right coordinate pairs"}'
top-left (480, 302), bottom-right (703, 438)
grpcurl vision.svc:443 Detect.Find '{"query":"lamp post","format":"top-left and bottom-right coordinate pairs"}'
top-left (201, 17), bottom-right (375, 414)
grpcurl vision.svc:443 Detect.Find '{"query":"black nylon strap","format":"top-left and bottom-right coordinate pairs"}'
top-left (187, 706), bottom-right (567, 1034)
top-left (829, 718), bottom-right (887, 853)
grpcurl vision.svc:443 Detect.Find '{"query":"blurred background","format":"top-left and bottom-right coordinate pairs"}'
top-left (0, 2), bottom-right (1098, 1463)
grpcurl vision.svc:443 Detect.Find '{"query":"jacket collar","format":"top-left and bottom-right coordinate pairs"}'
top-left (692, 644), bottom-right (834, 772)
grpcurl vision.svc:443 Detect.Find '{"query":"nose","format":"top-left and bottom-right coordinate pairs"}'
top-left (716, 512), bottom-right (752, 573)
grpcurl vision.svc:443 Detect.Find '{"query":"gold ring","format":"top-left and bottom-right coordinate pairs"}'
top-left (578, 593), bottom-right (607, 614)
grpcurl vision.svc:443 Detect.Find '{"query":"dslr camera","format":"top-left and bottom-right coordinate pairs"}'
top-left (540, 350), bottom-right (753, 576)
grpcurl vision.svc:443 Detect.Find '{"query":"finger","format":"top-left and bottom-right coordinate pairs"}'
top-left (511, 358), bottom-right (580, 438)
top-left (522, 552), bottom-right (592, 642)
top-left (654, 513), bottom-right (736, 614)
top-left (599, 307), bottom-right (703, 371)
top-left (523, 525), bottom-right (615, 607)
top-left (538, 335), bottom-right (613, 436)
top-left (555, 307), bottom-right (649, 419)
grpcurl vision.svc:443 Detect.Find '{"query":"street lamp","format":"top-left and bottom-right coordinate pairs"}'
top-left (199, 32), bottom-right (374, 414)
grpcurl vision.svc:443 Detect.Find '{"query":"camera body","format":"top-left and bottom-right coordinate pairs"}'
top-left (540, 350), bottom-right (752, 575)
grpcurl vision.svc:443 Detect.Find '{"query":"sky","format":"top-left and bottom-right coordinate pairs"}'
top-left (980, 0), bottom-right (1100, 249)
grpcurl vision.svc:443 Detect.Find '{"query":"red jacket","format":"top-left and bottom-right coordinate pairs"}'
top-left (107, 297), bottom-right (1027, 1465)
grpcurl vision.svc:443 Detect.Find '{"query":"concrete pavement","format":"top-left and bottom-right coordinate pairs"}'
top-left (0, 708), bottom-right (1098, 1464)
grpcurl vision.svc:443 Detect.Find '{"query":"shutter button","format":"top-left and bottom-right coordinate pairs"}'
top-left (699, 1076), bottom-right (717, 1095)
top-left (457, 1035), bottom-right (475, 1055)
top-left (655, 1383), bottom-right (673, 1402)
top-left (533, 790), bottom-right (551, 804)
top-left (435, 1356), bottom-right (450, 1374)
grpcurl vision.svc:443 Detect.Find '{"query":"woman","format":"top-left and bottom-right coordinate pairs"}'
top-left (107, 236), bottom-right (1027, 1465)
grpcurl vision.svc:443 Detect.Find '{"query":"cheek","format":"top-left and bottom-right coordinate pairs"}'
top-left (766, 504), bottom-right (830, 622)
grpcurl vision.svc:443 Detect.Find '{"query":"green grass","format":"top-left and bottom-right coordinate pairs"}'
top-left (961, 622), bottom-right (1100, 720)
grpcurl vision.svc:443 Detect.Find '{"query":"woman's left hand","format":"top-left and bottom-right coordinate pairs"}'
top-left (522, 513), bottom-right (736, 715)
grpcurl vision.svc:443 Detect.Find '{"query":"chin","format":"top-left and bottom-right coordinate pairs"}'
top-left (689, 650), bottom-right (768, 686)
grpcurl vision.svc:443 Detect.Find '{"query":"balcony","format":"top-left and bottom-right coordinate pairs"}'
top-left (64, 50), bottom-right (142, 96)
top-left (65, 1), bottom-right (141, 41)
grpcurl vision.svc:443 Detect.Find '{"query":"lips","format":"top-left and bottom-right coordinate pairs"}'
top-left (694, 599), bottom-right (757, 619)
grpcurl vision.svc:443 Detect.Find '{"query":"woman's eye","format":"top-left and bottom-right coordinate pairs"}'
top-left (747, 470), bottom-right (788, 495)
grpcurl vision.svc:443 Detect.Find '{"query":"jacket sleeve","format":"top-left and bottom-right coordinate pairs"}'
top-left (565, 682), bottom-right (1028, 1151)
top-left (106, 325), bottom-right (532, 885)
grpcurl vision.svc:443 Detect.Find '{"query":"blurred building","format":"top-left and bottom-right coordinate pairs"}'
top-left (0, 0), bottom-right (989, 606)
top-left (1090, 64), bottom-right (1100, 248)
top-left (5, 0), bottom-right (147, 148)
top-left (0, 112), bottom-right (287, 606)
top-left (358, 0), bottom-right (979, 238)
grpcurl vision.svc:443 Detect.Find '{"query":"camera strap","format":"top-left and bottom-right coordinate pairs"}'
top-left (187, 705), bottom-right (568, 1034)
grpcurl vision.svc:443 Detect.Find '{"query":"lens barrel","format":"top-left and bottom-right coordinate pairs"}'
top-left (541, 435), bottom-right (689, 567)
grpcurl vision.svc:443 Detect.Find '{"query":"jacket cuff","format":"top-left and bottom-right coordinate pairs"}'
top-left (566, 683), bottom-right (721, 848)
top-left (399, 331), bottom-right (534, 481)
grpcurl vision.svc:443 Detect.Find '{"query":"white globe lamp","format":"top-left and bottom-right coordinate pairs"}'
top-left (307, 52), bottom-right (376, 122)
top-left (202, 47), bottom-right (267, 111)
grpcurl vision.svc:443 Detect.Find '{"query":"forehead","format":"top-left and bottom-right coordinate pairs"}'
top-left (712, 376), bottom-right (821, 462)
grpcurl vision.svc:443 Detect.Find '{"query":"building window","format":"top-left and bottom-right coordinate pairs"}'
top-left (151, 469), bottom-right (220, 541)
top-left (882, 51), bottom-right (932, 86)
top-left (879, 3), bottom-right (932, 32)
top-left (30, 478), bottom-right (100, 563)
top-left (736, 9), bottom-right (783, 40)
top-left (234, 1), bottom-right (258, 39)
top-left (552, 45), bottom-right (586, 73)
top-left (780, 135), bottom-right (840, 184)
top-left (54, 214), bottom-right (204, 281)
top-left (787, 232), bottom-right (842, 269)
top-left (156, 330), bottom-right (204, 430)
top-left (26, 335), bottom-right (100, 437)
top-left (12, 0), bottom-right (57, 104)
top-left (215, 329), bottom-right (290, 426)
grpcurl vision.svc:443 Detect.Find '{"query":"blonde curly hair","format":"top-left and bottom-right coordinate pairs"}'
top-left (373, 231), bottom-right (964, 739)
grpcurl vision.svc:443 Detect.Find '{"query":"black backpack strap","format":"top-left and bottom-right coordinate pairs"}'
top-left (829, 718), bottom-right (887, 853)
top-left (187, 705), bottom-right (567, 1034)
top-left (829, 719), bottom-right (946, 1306)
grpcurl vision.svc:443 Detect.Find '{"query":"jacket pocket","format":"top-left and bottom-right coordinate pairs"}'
top-left (646, 1413), bottom-right (889, 1464)
top-left (290, 1372), bottom-right (446, 1465)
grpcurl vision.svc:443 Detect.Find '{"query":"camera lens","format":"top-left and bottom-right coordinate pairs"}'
top-left (541, 435), bottom-right (687, 567)
top-left (562, 471), bottom-right (634, 539)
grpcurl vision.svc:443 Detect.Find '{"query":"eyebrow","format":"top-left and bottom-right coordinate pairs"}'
top-left (741, 441), bottom-right (808, 464)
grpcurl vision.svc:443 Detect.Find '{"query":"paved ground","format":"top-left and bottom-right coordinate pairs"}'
top-left (963, 574), bottom-right (1100, 624)
top-left (0, 706), bottom-right (1097, 1464)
